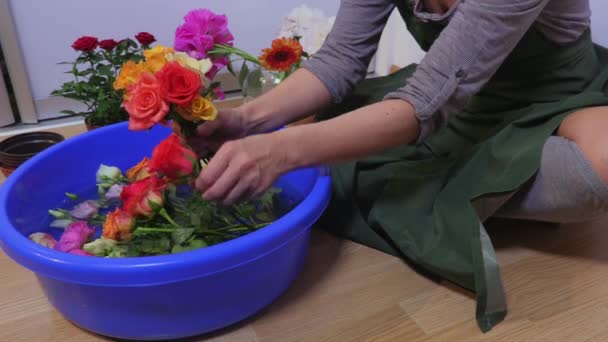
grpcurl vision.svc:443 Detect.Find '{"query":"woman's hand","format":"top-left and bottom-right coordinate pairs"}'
top-left (173, 107), bottom-right (250, 157)
top-left (194, 132), bottom-right (292, 205)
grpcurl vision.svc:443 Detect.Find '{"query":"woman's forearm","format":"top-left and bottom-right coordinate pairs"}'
top-left (276, 99), bottom-right (419, 169)
top-left (241, 68), bottom-right (333, 133)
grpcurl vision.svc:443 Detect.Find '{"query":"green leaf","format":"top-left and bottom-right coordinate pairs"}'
top-left (65, 192), bottom-right (79, 200)
top-left (171, 239), bottom-right (207, 254)
top-left (171, 228), bottom-right (194, 245)
top-left (107, 244), bottom-right (132, 258)
top-left (134, 236), bottom-right (171, 255)
top-left (238, 62), bottom-right (250, 88)
top-left (49, 209), bottom-right (69, 219)
top-left (226, 60), bottom-right (236, 78)
top-left (97, 64), bottom-right (114, 77)
top-left (77, 69), bottom-right (94, 77)
top-left (60, 110), bottom-right (79, 116)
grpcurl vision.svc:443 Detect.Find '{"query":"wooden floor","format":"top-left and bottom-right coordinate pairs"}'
top-left (2, 123), bottom-right (608, 341)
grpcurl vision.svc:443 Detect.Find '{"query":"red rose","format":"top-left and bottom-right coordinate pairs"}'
top-left (71, 36), bottom-right (99, 52)
top-left (99, 39), bottom-right (118, 50)
top-left (120, 177), bottom-right (166, 217)
top-left (157, 62), bottom-right (202, 105)
top-left (135, 32), bottom-right (156, 45)
top-left (149, 134), bottom-right (198, 180)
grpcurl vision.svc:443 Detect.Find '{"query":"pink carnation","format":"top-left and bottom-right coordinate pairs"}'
top-left (54, 221), bottom-right (94, 253)
top-left (174, 9), bottom-right (234, 78)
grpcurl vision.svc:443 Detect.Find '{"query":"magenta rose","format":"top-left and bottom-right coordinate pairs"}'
top-left (54, 221), bottom-right (94, 253)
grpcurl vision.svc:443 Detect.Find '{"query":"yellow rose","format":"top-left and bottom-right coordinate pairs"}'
top-left (166, 52), bottom-right (212, 75)
top-left (143, 45), bottom-right (174, 73)
top-left (113, 61), bottom-right (145, 90)
top-left (176, 96), bottom-right (218, 122)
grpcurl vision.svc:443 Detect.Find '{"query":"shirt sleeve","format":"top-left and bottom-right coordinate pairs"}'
top-left (301, 0), bottom-right (395, 103)
top-left (385, 0), bottom-right (551, 142)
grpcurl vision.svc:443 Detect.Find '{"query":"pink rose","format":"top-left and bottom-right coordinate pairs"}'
top-left (54, 221), bottom-right (94, 253)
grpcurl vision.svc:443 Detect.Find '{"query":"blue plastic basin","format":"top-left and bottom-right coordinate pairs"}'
top-left (0, 123), bottom-right (331, 340)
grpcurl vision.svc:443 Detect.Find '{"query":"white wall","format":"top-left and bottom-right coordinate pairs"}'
top-left (591, 0), bottom-right (608, 47)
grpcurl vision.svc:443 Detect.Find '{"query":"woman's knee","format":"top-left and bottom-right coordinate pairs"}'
top-left (558, 106), bottom-right (608, 185)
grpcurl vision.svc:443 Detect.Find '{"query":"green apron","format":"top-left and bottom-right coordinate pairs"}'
top-left (317, 3), bottom-right (608, 332)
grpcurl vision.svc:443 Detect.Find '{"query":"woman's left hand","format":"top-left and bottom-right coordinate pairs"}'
top-left (194, 133), bottom-right (291, 205)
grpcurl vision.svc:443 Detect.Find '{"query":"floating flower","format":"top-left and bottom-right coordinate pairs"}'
top-left (54, 221), bottom-right (94, 253)
top-left (149, 134), bottom-right (198, 180)
top-left (143, 45), bottom-right (175, 73)
top-left (102, 208), bottom-right (136, 241)
top-left (135, 32), bottom-right (156, 46)
top-left (69, 200), bottom-right (99, 220)
top-left (259, 37), bottom-right (303, 72)
top-left (121, 177), bottom-right (166, 218)
top-left (29, 233), bottom-right (57, 249)
top-left (105, 184), bottom-right (124, 201)
top-left (124, 72), bottom-right (170, 131)
top-left (113, 60), bottom-right (146, 91)
top-left (126, 157), bottom-right (154, 182)
top-left (71, 36), bottom-right (99, 52)
top-left (83, 237), bottom-right (118, 256)
top-left (176, 96), bottom-right (217, 122)
top-left (157, 62), bottom-right (202, 106)
top-left (50, 219), bottom-right (73, 229)
top-left (96, 164), bottom-right (123, 184)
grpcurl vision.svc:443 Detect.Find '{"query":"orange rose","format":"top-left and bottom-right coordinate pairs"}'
top-left (124, 73), bottom-right (169, 130)
top-left (102, 208), bottom-right (136, 242)
top-left (126, 157), bottom-right (154, 182)
top-left (114, 60), bottom-right (145, 90)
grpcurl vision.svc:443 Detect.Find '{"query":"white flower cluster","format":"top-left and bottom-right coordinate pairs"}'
top-left (277, 5), bottom-right (336, 55)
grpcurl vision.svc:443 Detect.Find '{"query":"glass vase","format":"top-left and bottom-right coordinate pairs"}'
top-left (242, 67), bottom-right (282, 103)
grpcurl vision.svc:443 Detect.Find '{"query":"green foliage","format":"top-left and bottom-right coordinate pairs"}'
top-left (51, 38), bottom-right (150, 126)
top-left (95, 186), bottom-right (284, 257)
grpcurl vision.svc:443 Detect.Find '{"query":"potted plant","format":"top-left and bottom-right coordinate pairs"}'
top-left (51, 32), bottom-right (157, 130)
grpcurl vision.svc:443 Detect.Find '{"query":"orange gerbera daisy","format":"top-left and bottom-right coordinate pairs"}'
top-left (259, 38), bottom-right (303, 72)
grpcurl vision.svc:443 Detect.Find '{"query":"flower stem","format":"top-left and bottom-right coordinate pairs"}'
top-left (209, 45), bottom-right (260, 65)
top-left (135, 227), bottom-right (177, 233)
top-left (158, 208), bottom-right (181, 228)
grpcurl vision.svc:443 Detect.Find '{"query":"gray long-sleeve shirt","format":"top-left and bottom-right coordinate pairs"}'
top-left (303, 0), bottom-right (591, 141)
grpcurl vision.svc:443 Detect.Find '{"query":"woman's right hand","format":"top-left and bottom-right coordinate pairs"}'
top-left (174, 107), bottom-right (250, 156)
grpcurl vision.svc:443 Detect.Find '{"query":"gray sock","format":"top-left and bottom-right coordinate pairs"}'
top-left (493, 136), bottom-right (608, 223)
